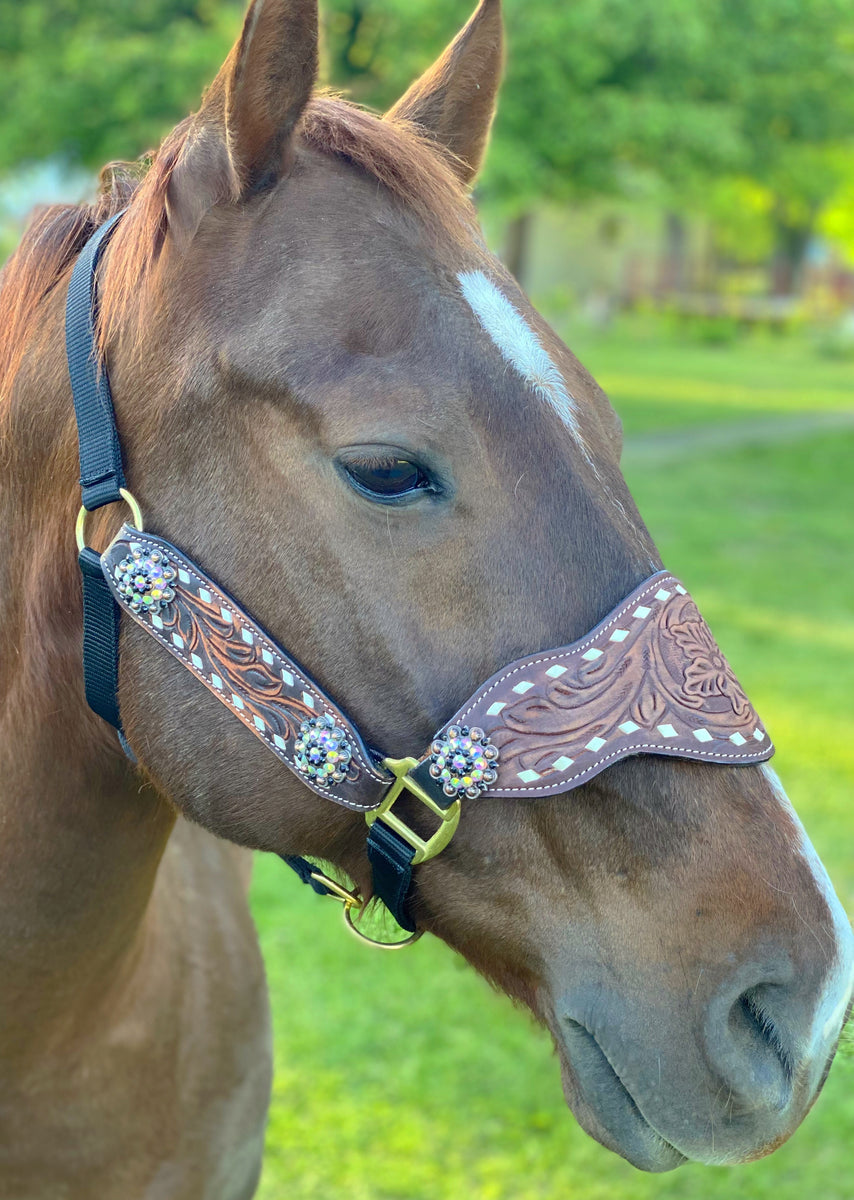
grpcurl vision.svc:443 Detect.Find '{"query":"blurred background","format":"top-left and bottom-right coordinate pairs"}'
top-left (2, 2), bottom-right (852, 1197)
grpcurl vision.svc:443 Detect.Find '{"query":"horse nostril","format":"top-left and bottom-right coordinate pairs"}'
top-left (706, 979), bottom-right (797, 1114)
top-left (736, 987), bottom-right (795, 1087)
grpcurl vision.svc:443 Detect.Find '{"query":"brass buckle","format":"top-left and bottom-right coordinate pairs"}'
top-left (308, 869), bottom-right (422, 950)
top-left (75, 488), bottom-right (144, 552)
top-left (365, 756), bottom-right (461, 865)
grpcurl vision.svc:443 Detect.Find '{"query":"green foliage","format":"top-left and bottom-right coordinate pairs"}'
top-left (250, 321), bottom-right (854, 1199)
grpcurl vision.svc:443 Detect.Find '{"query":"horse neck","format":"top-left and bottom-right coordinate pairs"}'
top-left (0, 280), bottom-right (174, 1044)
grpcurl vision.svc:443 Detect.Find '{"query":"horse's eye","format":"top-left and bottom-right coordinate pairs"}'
top-left (342, 456), bottom-right (434, 502)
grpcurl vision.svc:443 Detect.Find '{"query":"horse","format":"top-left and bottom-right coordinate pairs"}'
top-left (0, 0), bottom-right (851, 1195)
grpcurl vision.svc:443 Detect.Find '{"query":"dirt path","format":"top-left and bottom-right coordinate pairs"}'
top-left (623, 410), bottom-right (854, 468)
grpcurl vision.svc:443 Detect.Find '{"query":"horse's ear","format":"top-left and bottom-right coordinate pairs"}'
top-left (166, 0), bottom-right (318, 249)
top-left (386, 0), bottom-right (503, 186)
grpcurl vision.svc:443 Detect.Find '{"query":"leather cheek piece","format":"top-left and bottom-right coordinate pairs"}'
top-left (431, 573), bottom-right (773, 797)
top-left (101, 529), bottom-right (773, 810)
top-left (101, 526), bottom-right (393, 812)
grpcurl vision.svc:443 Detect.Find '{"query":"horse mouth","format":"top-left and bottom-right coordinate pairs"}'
top-left (552, 1017), bottom-right (687, 1173)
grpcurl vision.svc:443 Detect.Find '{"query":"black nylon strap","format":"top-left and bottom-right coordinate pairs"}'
top-left (65, 211), bottom-right (127, 511)
top-left (78, 546), bottom-right (124, 731)
top-left (281, 855), bottom-right (340, 897)
top-left (366, 821), bottom-right (417, 933)
top-left (67, 212), bottom-right (129, 745)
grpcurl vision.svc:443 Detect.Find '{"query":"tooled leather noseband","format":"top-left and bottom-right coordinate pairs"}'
top-left (67, 214), bottom-right (774, 938)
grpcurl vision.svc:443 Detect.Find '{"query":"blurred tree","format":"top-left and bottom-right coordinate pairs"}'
top-left (320, 0), bottom-right (854, 286)
top-left (0, 1), bottom-right (243, 171)
top-left (1, 0), bottom-right (852, 290)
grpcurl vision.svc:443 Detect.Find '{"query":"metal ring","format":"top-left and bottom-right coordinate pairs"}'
top-left (343, 903), bottom-right (423, 950)
top-left (75, 488), bottom-right (144, 552)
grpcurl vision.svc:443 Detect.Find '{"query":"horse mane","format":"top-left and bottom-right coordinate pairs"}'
top-left (0, 95), bottom-right (474, 399)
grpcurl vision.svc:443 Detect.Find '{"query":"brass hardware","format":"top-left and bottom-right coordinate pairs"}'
top-left (75, 488), bottom-right (144, 552)
top-left (343, 903), bottom-right (422, 949)
top-left (365, 756), bottom-right (462, 865)
top-left (309, 869), bottom-right (422, 950)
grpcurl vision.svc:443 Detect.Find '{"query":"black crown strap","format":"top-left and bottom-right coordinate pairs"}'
top-left (65, 210), bottom-right (127, 511)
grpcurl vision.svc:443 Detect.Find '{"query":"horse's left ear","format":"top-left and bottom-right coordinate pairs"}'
top-left (386, 0), bottom-right (503, 186)
top-left (166, 0), bottom-right (318, 249)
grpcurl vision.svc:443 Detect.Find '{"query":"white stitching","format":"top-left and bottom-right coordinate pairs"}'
top-left (456, 573), bottom-right (678, 722)
top-left (494, 740), bottom-right (772, 793)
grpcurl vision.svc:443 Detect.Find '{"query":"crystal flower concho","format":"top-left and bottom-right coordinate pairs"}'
top-left (114, 545), bottom-right (177, 615)
top-left (428, 726), bottom-right (499, 800)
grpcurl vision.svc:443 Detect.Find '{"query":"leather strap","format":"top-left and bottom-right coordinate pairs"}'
top-left (100, 526), bottom-right (393, 810)
top-left (422, 572), bottom-right (774, 796)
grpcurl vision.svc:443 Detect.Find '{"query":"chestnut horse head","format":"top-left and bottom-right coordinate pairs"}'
top-left (2, 0), bottom-right (852, 1175)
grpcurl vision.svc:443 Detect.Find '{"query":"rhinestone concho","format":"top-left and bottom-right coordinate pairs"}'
top-left (114, 545), bottom-right (177, 615)
top-left (428, 725), bottom-right (499, 800)
top-left (294, 713), bottom-right (354, 786)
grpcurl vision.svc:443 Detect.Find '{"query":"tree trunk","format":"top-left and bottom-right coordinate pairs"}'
top-left (659, 210), bottom-right (688, 295)
top-left (504, 211), bottom-right (533, 285)
top-left (770, 218), bottom-right (811, 296)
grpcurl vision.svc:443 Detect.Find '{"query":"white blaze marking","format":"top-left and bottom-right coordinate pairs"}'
top-left (760, 764), bottom-right (854, 1046)
top-left (458, 271), bottom-right (581, 440)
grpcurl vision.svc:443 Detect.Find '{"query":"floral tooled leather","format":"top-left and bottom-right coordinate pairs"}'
top-left (434, 573), bottom-right (773, 797)
top-left (102, 528), bottom-right (772, 806)
top-left (101, 526), bottom-right (392, 811)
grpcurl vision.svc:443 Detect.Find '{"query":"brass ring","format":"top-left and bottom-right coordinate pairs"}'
top-left (343, 904), bottom-right (423, 950)
top-left (75, 488), bottom-right (144, 552)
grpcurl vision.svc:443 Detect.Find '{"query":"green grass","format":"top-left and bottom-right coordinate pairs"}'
top-left (250, 325), bottom-right (854, 1200)
top-left (558, 316), bottom-right (854, 436)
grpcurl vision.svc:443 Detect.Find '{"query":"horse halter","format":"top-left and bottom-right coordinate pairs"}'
top-left (67, 213), bottom-right (775, 945)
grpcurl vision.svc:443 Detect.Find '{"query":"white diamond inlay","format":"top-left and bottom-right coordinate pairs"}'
top-left (231, 694), bottom-right (245, 710)
top-left (552, 755), bottom-right (574, 771)
top-left (151, 614), bottom-right (164, 630)
top-left (512, 680), bottom-right (535, 694)
top-left (199, 587), bottom-right (212, 604)
top-left (730, 732), bottom-right (747, 746)
top-left (753, 729), bottom-right (765, 741)
top-left (545, 664), bottom-right (567, 678)
top-left (486, 701), bottom-right (506, 716)
top-left (273, 734), bottom-right (286, 751)
top-left (253, 715), bottom-right (265, 732)
top-left (655, 588), bottom-right (672, 602)
top-left (675, 585), bottom-right (687, 595)
top-left (609, 628), bottom-right (629, 643)
top-left (171, 632), bottom-right (184, 649)
top-left (582, 648), bottom-right (603, 661)
top-left (241, 628), bottom-right (254, 646)
top-left (262, 649), bottom-right (274, 666)
top-left (211, 673), bottom-right (223, 690)
top-left (191, 653), bottom-right (203, 671)
top-left (692, 728), bottom-right (713, 742)
top-left (281, 670), bottom-right (294, 687)
top-left (619, 720), bottom-right (640, 734)
top-left (220, 607), bottom-right (233, 623)
top-left (657, 723), bottom-right (678, 738)
top-left (586, 736), bottom-right (606, 752)
top-left (177, 568), bottom-right (190, 584)
top-left (517, 769), bottom-right (541, 783)
top-left (302, 692), bottom-right (315, 708)
top-left (633, 605), bottom-right (651, 619)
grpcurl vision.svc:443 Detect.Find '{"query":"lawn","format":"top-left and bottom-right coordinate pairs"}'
top-left (250, 323), bottom-right (854, 1200)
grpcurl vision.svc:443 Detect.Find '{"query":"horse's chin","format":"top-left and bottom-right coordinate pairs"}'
top-left (550, 1018), bottom-right (686, 1173)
